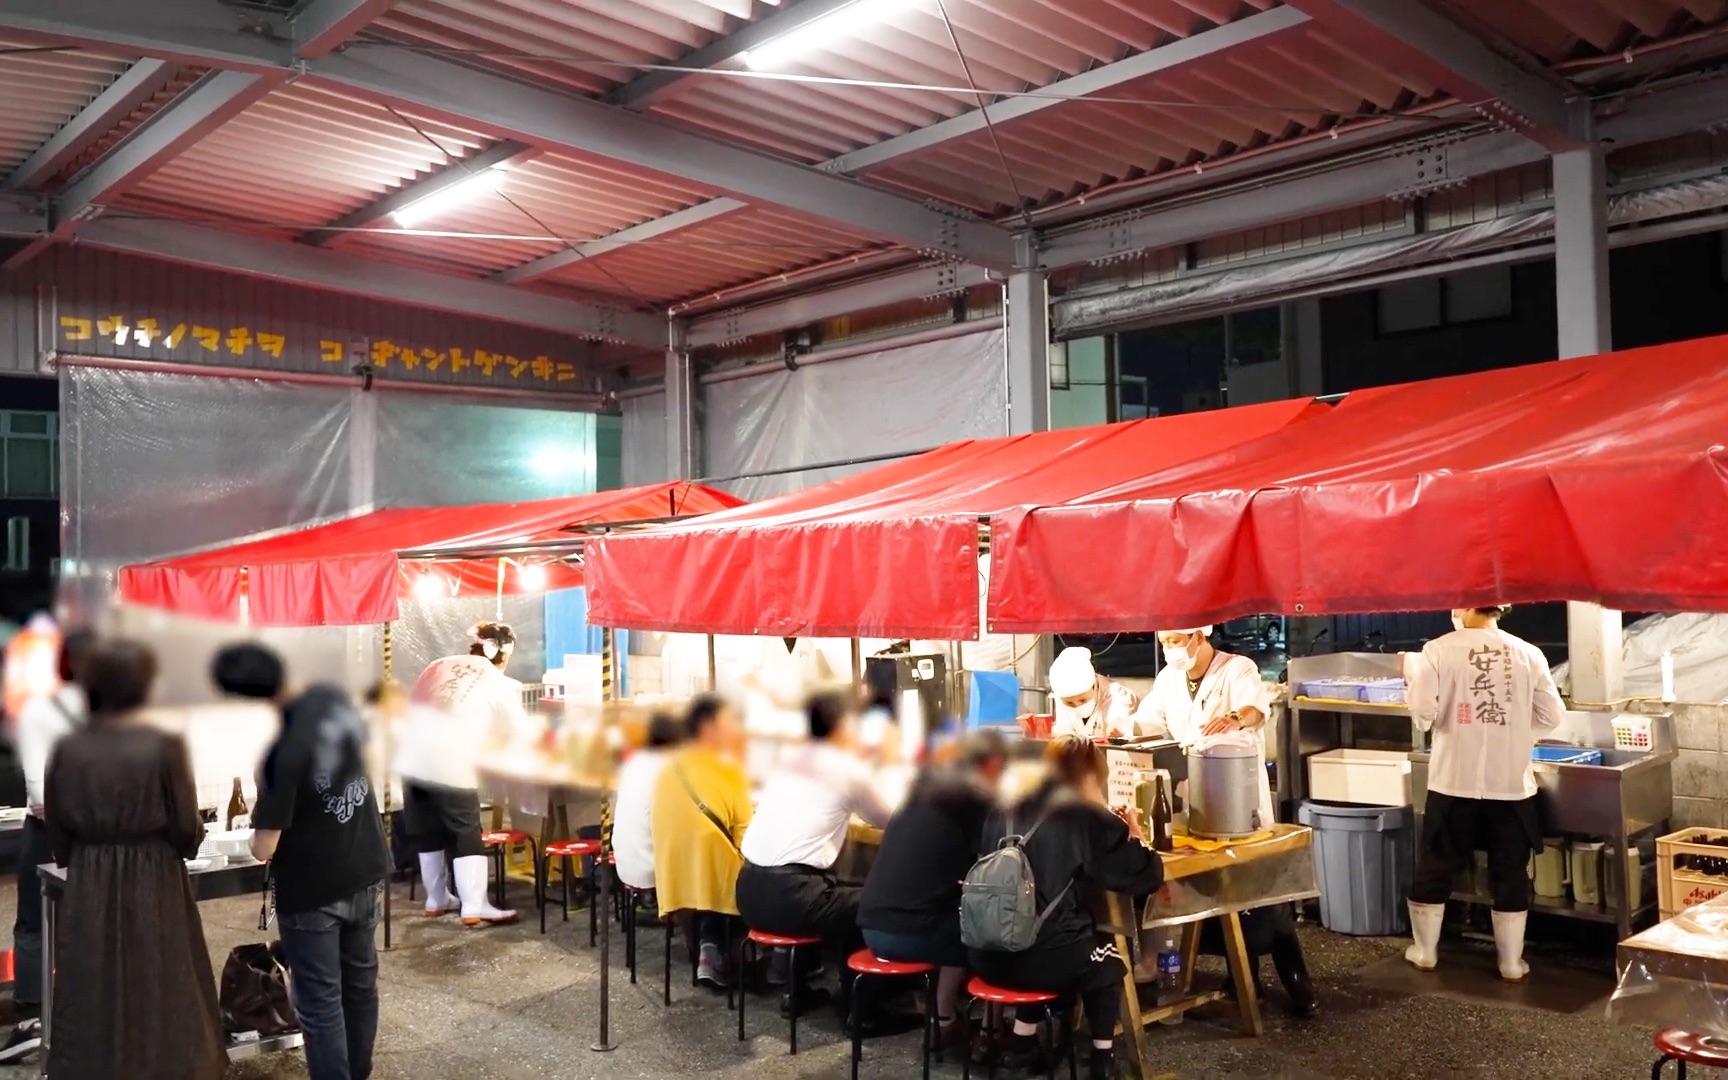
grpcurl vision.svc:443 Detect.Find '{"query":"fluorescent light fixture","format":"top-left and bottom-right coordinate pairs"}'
top-left (740, 0), bottom-right (921, 71)
top-left (518, 564), bottom-right (548, 591)
top-left (392, 162), bottom-right (510, 228)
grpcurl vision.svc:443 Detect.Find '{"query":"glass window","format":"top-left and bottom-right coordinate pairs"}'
top-left (5, 412), bottom-right (49, 435)
top-left (4, 438), bottom-right (53, 498)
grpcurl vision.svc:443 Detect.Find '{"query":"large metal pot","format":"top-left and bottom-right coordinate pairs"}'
top-left (1187, 744), bottom-right (1263, 839)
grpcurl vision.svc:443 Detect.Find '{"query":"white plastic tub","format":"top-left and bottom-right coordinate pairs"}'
top-left (1307, 748), bottom-right (1413, 806)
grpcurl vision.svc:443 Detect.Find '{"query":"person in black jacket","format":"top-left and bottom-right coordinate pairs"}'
top-left (859, 730), bottom-right (1008, 1043)
top-left (971, 735), bottom-right (1164, 1080)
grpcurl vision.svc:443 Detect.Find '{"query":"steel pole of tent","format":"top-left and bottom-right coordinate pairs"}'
top-left (593, 625), bottom-right (617, 1053)
top-left (707, 634), bottom-right (717, 692)
top-left (381, 621), bottom-right (394, 950)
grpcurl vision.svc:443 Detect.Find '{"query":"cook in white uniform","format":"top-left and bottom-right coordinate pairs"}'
top-left (395, 623), bottom-right (528, 926)
top-left (1403, 605), bottom-right (1564, 983)
top-left (1135, 626), bottom-right (1318, 1018)
top-left (1048, 646), bottom-right (1137, 739)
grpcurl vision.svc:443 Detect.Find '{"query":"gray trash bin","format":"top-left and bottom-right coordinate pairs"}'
top-left (1297, 800), bottom-right (1413, 936)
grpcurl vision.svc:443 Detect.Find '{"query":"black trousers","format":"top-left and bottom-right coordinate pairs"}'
top-left (735, 861), bottom-right (861, 942)
top-left (971, 936), bottom-right (1124, 1042)
top-left (401, 783), bottom-right (484, 859)
top-left (1410, 791), bottom-right (1540, 912)
top-left (12, 814), bottom-right (49, 1009)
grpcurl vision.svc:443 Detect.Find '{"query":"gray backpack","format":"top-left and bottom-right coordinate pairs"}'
top-left (959, 803), bottom-right (1073, 952)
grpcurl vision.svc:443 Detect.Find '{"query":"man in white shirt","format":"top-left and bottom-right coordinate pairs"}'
top-left (1048, 646), bottom-right (1137, 739)
top-left (735, 691), bottom-right (894, 1002)
top-left (1403, 605), bottom-right (1564, 983)
top-left (3, 629), bottom-right (92, 1060)
top-left (610, 714), bottom-right (682, 893)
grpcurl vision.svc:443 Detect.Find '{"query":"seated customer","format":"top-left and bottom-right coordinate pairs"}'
top-left (970, 735), bottom-right (1164, 1080)
top-left (613, 713), bottom-right (682, 893)
top-left (736, 692), bottom-right (894, 998)
top-left (859, 730), bottom-right (1007, 1042)
top-left (651, 697), bottom-right (751, 989)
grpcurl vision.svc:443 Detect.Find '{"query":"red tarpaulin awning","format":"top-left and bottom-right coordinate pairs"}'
top-left (117, 482), bottom-right (744, 627)
top-left (585, 399), bottom-right (1323, 638)
top-left (988, 336), bottom-right (1728, 634)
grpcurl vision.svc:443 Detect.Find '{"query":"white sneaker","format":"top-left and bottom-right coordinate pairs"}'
top-left (0, 1019), bottom-right (42, 1063)
top-left (453, 855), bottom-right (517, 926)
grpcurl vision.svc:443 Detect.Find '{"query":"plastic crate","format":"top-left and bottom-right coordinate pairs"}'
top-left (1307, 748), bottom-right (1412, 806)
top-left (1613, 716), bottom-right (1654, 751)
top-left (1531, 746), bottom-right (1603, 765)
top-left (1657, 827), bottom-right (1728, 916)
top-left (1295, 677), bottom-right (1368, 702)
top-left (1362, 678), bottom-right (1408, 705)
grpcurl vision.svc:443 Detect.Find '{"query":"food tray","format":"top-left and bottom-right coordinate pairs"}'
top-left (1295, 678), bottom-right (1369, 702)
top-left (1361, 678), bottom-right (1408, 705)
top-left (1531, 746), bottom-right (1603, 765)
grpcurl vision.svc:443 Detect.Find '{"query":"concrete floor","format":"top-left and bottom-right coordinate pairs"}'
top-left (0, 879), bottom-right (1681, 1080)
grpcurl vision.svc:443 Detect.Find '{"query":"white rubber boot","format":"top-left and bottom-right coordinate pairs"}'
top-left (419, 852), bottom-right (459, 917)
top-left (1491, 909), bottom-right (1529, 983)
top-left (1404, 901), bottom-right (1445, 971)
top-left (454, 855), bottom-right (517, 926)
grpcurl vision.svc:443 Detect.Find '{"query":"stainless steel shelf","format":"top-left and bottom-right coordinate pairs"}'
top-left (1291, 698), bottom-right (1412, 718)
top-left (1448, 890), bottom-right (1658, 926)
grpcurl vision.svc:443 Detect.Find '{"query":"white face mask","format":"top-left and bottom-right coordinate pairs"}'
top-left (1071, 697), bottom-right (1097, 720)
top-left (1451, 613), bottom-right (1466, 632)
top-left (1163, 645), bottom-right (1197, 674)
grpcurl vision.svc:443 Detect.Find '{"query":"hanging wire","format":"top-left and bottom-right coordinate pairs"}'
top-left (930, 0), bottom-right (1035, 229)
top-left (377, 101), bottom-right (661, 310)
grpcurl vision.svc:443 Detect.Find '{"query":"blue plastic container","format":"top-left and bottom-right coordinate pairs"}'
top-left (1295, 677), bottom-right (1368, 702)
top-left (1531, 746), bottom-right (1603, 765)
top-left (966, 670), bottom-right (1021, 728)
top-left (1298, 801), bottom-right (1413, 936)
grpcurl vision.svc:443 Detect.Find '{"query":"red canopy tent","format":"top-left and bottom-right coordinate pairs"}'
top-left (117, 482), bottom-right (744, 627)
top-left (988, 335), bottom-right (1728, 634)
top-left (585, 399), bottom-right (1323, 639)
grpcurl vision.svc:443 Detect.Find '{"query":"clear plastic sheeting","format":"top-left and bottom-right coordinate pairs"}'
top-left (60, 365), bottom-right (353, 621)
top-left (1610, 897), bottom-right (1728, 1039)
top-left (374, 394), bottom-right (599, 506)
top-left (390, 593), bottom-right (546, 698)
top-left (1142, 830), bottom-right (1320, 929)
top-left (620, 391), bottom-right (668, 487)
top-left (1054, 172), bottom-right (1728, 337)
top-left (702, 327), bottom-right (1007, 500)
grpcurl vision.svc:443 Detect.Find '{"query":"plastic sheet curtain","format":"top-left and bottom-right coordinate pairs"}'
top-left (702, 327), bottom-right (1007, 500)
top-left (620, 392), bottom-right (668, 487)
top-left (61, 365), bottom-right (592, 703)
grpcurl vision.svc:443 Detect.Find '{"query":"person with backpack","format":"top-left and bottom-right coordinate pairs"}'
top-left (966, 735), bottom-right (1164, 1080)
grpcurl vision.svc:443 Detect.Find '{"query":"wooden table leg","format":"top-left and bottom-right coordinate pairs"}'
top-left (1221, 912), bottom-right (1264, 1037)
top-left (1178, 920), bottom-right (1202, 995)
top-left (1106, 892), bottom-right (1151, 1080)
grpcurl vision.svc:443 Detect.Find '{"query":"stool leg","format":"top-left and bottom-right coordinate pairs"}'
top-left (987, 1003), bottom-right (999, 1080)
top-left (538, 853), bottom-right (548, 935)
top-left (788, 945), bottom-right (799, 1055)
top-left (1653, 1057), bottom-right (1671, 1080)
top-left (561, 857), bottom-right (571, 925)
top-left (626, 896), bottom-right (638, 984)
top-left (1678, 1061), bottom-right (1688, 1080)
top-left (961, 997), bottom-right (975, 1080)
top-left (850, 971), bottom-right (864, 1080)
top-left (664, 918), bottom-right (674, 1007)
top-left (738, 940), bottom-right (750, 1043)
top-left (725, 921), bottom-right (735, 1012)
top-left (923, 971), bottom-right (935, 1080)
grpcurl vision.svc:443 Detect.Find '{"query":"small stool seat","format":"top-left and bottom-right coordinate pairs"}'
top-left (544, 839), bottom-right (601, 858)
top-left (846, 950), bottom-right (934, 978)
top-left (482, 830), bottom-right (531, 846)
top-left (747, 930), bottom-right (822, 948)
top-left (1654, 1029), bottom-right (1728, 1077)
top-left (964, 977), bottom-right (1057, 1006)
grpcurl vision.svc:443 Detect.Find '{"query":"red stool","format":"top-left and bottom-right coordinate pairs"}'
top-left (845, 950), bottom-right (936, 1080)
top-left (540, 839), bottom-right (602, 939)
top-left (1653, 1029), bottom-right (1728, 1078)
top-left (960, 976), bottom-right (1077, 1080)
top-left (738, 929), bottom-right (823, 1054)
top-left (481, 830), bottom-right (530, 910)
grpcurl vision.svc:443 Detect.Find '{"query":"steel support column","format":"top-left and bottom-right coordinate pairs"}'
top-left (1554, 134), bottom-right (1622, 704)
top-left (665, 324), bottom-right (698, 481)
top-left (1005, 269), bottom-right (1051, 436)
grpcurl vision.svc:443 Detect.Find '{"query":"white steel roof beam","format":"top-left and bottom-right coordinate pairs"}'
top-left (3, 58), bottom-right (179, 191)
top-left (294, 0), bottom-right (398, 59)
top-left (498, 9), bottom-right (1308, 284)
top-left (0, 0), bottom-right (1018, 271)
top-left (1286, 0), bottom-right (1583, 151)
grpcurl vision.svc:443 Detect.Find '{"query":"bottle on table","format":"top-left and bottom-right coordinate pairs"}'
top-left (1156, 931), bottom-right (1183, 1024)
top-left (1151, 776), bottom-right (1174, 853)
top-left (225, 777), bottom-right (248, 831)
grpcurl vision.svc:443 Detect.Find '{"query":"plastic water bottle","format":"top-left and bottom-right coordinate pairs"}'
top-left (1156, 932), bottom-right (1183, 1025)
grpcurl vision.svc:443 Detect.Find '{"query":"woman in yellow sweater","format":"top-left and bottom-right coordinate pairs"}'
top-left (650, 696), bottom-right (752, 988)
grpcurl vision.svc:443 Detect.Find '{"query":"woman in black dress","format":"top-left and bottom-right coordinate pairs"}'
top-left (44, 638), bottom-right (226, 1080)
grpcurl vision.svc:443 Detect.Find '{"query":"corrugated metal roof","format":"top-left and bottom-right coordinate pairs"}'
top-left (1441, 0), bottom-right (1728, 62)
top-left (538, 204), bottom-right (889, 305)
top-left (0, 41), bottom-right (135, 176)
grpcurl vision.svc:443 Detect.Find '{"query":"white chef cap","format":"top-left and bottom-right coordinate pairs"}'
top-left (1166, 626), bottom-right (1214, 637)
top-left (1049, 646), bottom-right (1097, 698)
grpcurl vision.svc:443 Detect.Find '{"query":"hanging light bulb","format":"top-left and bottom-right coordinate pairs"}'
top-left (519, 564), bottom-right (548, 591)
top-left (412, 573), bottom-right (446, 601)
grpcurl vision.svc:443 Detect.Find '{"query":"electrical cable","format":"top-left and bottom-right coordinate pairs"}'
top-left (931, 0), bottom-right (1034, 230)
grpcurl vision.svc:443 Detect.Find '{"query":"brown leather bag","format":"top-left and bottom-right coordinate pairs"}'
top-left (219, 942), bottom-right (299, 1036)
